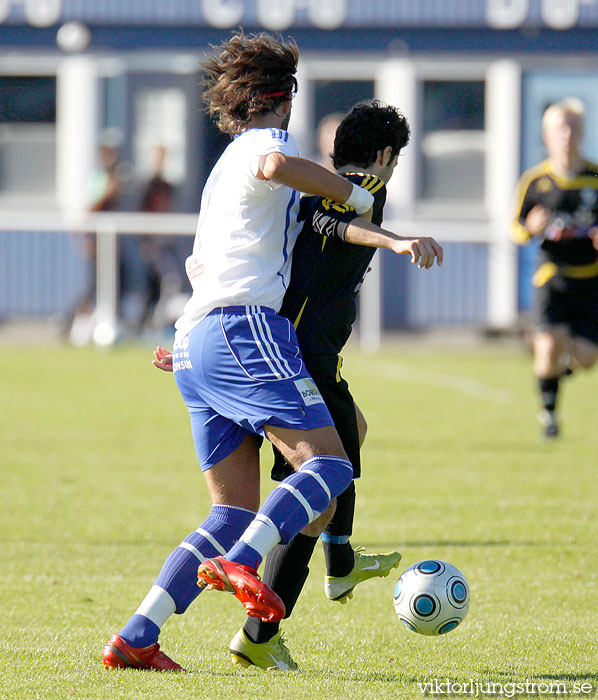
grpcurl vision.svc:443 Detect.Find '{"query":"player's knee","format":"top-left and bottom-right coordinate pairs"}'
top-left (534, 358), bottom-right (558, 378)
top-left (572, 340), bottom-right (598, 369)
top-left (533, 346), bottom-right (561, 376)
top-left (359, 417), bottom-right (368, 444)
top-left (575, 353), bottom-right (597, 369)
top-left (268, 425), bottom-right (347, 467)
top-left (534, 331), bottom-right (564, 359)
top-left (300, 454), bottom-right (353, 501)
top-left (302, 499), bottom-right (336, 536)
top-left (355, 405), bottom-right (368, 446)
top-left (310, 425), bottom-right (347, 460)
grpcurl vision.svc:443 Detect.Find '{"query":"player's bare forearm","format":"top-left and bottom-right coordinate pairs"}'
top-left (344, 217), bottom-right (397, 249)
top-left (260, 153), bottom-right (353, 203)
top-left (344, 218), bottom-right (443, 269)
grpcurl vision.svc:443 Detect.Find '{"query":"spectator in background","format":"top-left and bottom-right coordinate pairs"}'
top-left (316, 112), bottom-right (343, 171)
top-left (511, 97), bottom-right (598, 438)
top-left (139, 145), bottom-right (173, 213)
top-left (135, 145), bottom-right (183, 333)
top-left (89, 145), bottom-right (121, 214)
top-left (68, 145), bottom-right (121, 346)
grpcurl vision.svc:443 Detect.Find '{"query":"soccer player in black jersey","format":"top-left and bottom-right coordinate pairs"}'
top-left (229, 101), bottom-right (443, 669)
top-left (511, 98), bottom-right (598, 438)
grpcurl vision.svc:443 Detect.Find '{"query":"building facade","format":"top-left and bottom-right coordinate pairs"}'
top-left (2, 0), bottom-right (598, 336)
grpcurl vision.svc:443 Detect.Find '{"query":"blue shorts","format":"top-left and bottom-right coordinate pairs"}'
top-left (173, 306), bottom-right (334, 470)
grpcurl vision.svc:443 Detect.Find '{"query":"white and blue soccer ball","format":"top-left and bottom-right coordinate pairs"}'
top-left (393, 559), bottom-right (470, 636)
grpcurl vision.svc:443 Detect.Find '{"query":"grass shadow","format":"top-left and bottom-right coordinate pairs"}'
top-left (363, 540), bottom-right (564, 549)
top-left (531, 673), bottom-right (598, 683)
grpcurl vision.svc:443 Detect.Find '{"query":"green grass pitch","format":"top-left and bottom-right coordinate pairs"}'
top-left (1, 342), bottom-right (597, 699)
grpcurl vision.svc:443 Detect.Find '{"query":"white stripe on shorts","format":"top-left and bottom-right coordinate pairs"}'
top-left (245, 306), bottom-right (284, 379)
top-left (255, 306), bottom-right (295, 378)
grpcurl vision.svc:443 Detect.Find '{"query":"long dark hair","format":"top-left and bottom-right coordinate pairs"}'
top-left (202, 31), bottom-right (299, 135)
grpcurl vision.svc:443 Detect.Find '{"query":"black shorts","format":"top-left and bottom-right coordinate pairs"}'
top-left (534, 274), bottom-right (598, 345)
top-left (271, 353), bottom-right (361, 481)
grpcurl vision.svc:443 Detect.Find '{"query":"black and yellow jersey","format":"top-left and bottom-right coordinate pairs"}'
top-left (279, 172), bottom-right (386, 356)
top-left (511, 159), bottom-right (598, 268)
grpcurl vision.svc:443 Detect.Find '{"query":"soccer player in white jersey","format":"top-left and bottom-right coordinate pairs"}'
top-left (147, 102), bottom-right (443, 671)
top-left (101, 31), bottom-right (381, 672)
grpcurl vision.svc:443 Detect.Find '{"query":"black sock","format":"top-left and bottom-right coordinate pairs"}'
top-left (539, 377), bottom-right (559, 412)
top-left (324, 542), bottom-right (355, 578)
top-left (243, 533), bottom-right (318, 644)
top-left (322, 481), bottom-right (356, 577)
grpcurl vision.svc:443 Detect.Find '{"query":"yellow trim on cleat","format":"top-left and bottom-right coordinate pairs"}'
top-left (325, 548), bottom-right (402, 602)
top-left (229, 628), bottom-right (298, 672)
top-left (231, 654), bottom-right (252, 668)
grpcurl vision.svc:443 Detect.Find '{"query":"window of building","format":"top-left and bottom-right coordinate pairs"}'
top-left (0, 76), bottom-right (56, 200)
top-left (312, 79), bottom-right (374, 164)
top-left (133, 88), bottom-right (187, 186)
top-left (313, 79), bottom-right (374, 126)
top-left (420, 80), bottom-right (485, 202)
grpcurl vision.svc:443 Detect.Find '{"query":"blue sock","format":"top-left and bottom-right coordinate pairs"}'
top-left (320, 533), bottom-right (350, 544)
top-left (119, 504), bottom-right (255, 648)
top-left (226, 455), bottom-right (353, 570)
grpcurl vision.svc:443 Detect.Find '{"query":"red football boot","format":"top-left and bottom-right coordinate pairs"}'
top-left (197, 556), bottom-right (286, 622)
top-left (102, 633), bottom-right (185, 672)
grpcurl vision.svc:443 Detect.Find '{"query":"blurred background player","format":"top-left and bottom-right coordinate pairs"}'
top-left (102, 30), bottom-right (381, 672)
top-left (231, 101), bottom-right (444, 671)
top-left (511, 97), bottom-right (598, 438)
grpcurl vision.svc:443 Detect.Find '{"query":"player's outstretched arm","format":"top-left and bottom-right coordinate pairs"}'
top-left (344, 217), bottom-right (443, 269)
top-left (152, 346), bottom-right (173, 372)
top-left (257, 153), bottom-right (374, 214)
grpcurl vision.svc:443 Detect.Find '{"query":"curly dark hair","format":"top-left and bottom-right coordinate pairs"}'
top-left (201, 31), bottom-right (299, 135)
top-left (332, 101), bottom-right (410, 169)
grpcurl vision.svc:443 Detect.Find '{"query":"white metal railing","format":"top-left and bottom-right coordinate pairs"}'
top-left (2, 210), bottom-right (506, 350)
top-left (89, 213), bottom-right (197, 345)
top-left (2, 211), bottom-right (196, 345)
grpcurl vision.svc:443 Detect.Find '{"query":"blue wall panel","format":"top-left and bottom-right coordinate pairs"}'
top-left (2, 232), bottom-right (488, 327)
top-left (0, 232), bottom-right (86, 318)
top-left (382, 242), bottom-right (488, 328)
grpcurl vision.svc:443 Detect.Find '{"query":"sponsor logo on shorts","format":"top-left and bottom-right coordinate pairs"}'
top-left (173, 359), bottom-right (193, 371)
top-left (173, 336), bottom-right (189, 351)
top-left (173, 341), bottom-right (193, 371)
top-left (294, 378), bottom-right (324, 406)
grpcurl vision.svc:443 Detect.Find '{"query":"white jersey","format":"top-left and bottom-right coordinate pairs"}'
top-left (175, 128), bottom-right (301, 340)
